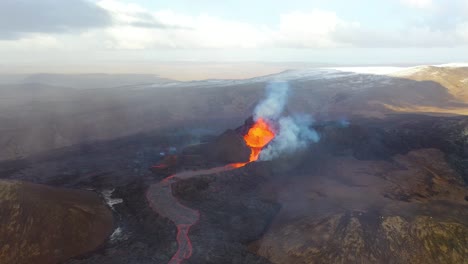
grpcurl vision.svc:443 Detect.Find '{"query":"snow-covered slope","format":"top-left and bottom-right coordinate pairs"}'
top-left (141, 67), bottom-right (393, 90)
top-left (139, 63), bottom-right (468, 90)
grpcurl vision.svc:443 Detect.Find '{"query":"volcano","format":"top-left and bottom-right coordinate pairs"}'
top-left (146, 117), bottom-right (277, 264)
top-left (227, 117), bottom-right (276, 168)
top-left (152, 116), bottom-right (278, 173)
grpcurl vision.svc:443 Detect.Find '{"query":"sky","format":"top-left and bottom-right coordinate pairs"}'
top-left (1, 0), bottom-right (468, 74)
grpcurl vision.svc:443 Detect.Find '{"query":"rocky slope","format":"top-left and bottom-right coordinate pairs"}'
top-left (171, 164), bottom-right (279, 264)
top-left (386, 66), bottom-right (468, 115)
top-left (252, 148), bottom-right (468, 264)
top-left (0, 180), bottom-right (113, 264)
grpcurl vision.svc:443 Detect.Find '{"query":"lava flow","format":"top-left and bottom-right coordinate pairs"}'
top-left (146, 119), bottom-right (276, 263)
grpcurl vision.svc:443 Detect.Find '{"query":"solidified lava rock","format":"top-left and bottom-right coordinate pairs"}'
top-left (171, 115), bottom-right (468, 264)
top-left (235, 116), bottom-right (256, 136)
top-left (310, 115), bottom-right (468, 183)
top-left (2, 114), bottom-right (466, 264)
top-left (256, 212), bottom-right (468, 264)
top-left (182, 123), bottom-right (252, 165)
top-left (206, 129), bottom-right (251, 163)
top-left (0, 180), bottom-right (113, 264)
top-left (249, 116), bottom-right (468, 264)
top-left (171, 164), bottom-right (279, 264)
top-left (65, 178), bottom-right (177, 264)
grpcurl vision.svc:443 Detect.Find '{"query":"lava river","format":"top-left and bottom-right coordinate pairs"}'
top-left (146, 118), bottom-right (275, 263)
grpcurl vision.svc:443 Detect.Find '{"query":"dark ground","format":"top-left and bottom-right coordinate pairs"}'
top-left (0, 114), bottom-right (467, 263)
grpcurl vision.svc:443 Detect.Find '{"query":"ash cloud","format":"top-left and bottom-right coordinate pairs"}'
top-left (254, 81), bottom-right (320, 160)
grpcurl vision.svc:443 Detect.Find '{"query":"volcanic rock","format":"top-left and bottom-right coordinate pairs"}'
top-left (171, 164), bottom-right (279, 264)
top-left (0, 180), bottom-right (113, 264)
top-left (182, 128), bottom-right (251, 165)
top-left (255, 213), bottom-right (468, 264)
top-left (206, 129), bottom-right (251, 163)
top-left (1, 114), bottom-right (467, 264)
top-left (235, 116), bottom-right (256, 136)
top-left (164, 115), bottom-right (468, 264)
top-left (251, 148), bottom-right (468, 264)
top-left (65, 179), bottom-right (177, 264)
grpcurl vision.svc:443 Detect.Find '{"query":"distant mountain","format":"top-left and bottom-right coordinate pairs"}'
top-left (0, 73), bottom-right (173, 89)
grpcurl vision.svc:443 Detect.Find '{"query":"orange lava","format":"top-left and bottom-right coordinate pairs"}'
top-left (228, 162), bottom-right (248, 168)
top-left (227, 118), bottom-right (275, 169)
top-left (244, 118), bottom-right (275, 162)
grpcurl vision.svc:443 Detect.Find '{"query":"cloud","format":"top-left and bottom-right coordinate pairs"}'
top-left (1, 0), bottom-right (468, 55)
top-left (99, 8), bottom-right (343, 49)
top-left (400, 0), bottom-right (434, 9)
top-left (274, 10), bottom-right (346, 48)
top-left (96, 2), bottom-right (468, 50)
top-left (97, 0), bottom-right (170, 29)
top-left (333, 25), bottom-right (460, 48)
top-left (99, 8), bottom-right (272, 49)
top-left (421, 0), bottom-right (468, 31)
top-left (0, 0), bottom-right (112, 39)
top-left (456, 22), bottom-right (468, 41)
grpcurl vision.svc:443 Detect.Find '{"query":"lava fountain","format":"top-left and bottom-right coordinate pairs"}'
top-left (244, 118), bottom-right (275, 162)
top-left (230, 118), bottom-right (276, 168)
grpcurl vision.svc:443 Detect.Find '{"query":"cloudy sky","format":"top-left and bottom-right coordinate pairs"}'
top-left (1, 0), bottom-right (468, 73)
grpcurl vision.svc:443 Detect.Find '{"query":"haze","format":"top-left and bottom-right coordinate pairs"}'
top-left (1, 0), bottom-right (468, 80)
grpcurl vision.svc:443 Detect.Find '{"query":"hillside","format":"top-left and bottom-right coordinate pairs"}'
top-left (0, 180), bottom-right (113, 264)
top-left (0, 65), bottom-right (466, 160)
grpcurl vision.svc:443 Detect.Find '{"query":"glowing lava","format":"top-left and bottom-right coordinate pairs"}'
top-left (244, 118), bottom-right (275, 162)
top-left (147, 165), bottom-right (244, 264)
top-left (229, 118), bottom-right (275, 168)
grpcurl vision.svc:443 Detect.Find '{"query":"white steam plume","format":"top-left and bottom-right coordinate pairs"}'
top-left (253, 82), bottom-right (288, 121)
top-left (260, 115), bottom-right (320, 160)
top-left (254, 81), bottom-right (320, 160)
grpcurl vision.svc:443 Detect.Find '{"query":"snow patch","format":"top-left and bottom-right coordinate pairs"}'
top-left (390, 66), bottom-right (431, 77)
top-left (324, 67), bottom-right (405, 75)
top-left (110, 227), bottom-right (128, 242)
top-left (436, 62), bottom-right (468, 67)
top-left (110, 227), bottom-right (122, 241)
top-left (102, 189), bottom-right (123, 209)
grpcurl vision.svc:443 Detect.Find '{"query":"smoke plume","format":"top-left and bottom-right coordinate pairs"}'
top-left (253, 81), bottom-right (320, 160)
top-left (253, 82), bottom-right (288, 121)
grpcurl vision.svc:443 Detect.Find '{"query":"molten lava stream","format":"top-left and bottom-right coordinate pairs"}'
top-left (146, 118), bottom-right (276, 263)
top-left (147, 165), bottom-right (244, 264)
top-left (168, 224), bottom-right (195, 264)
